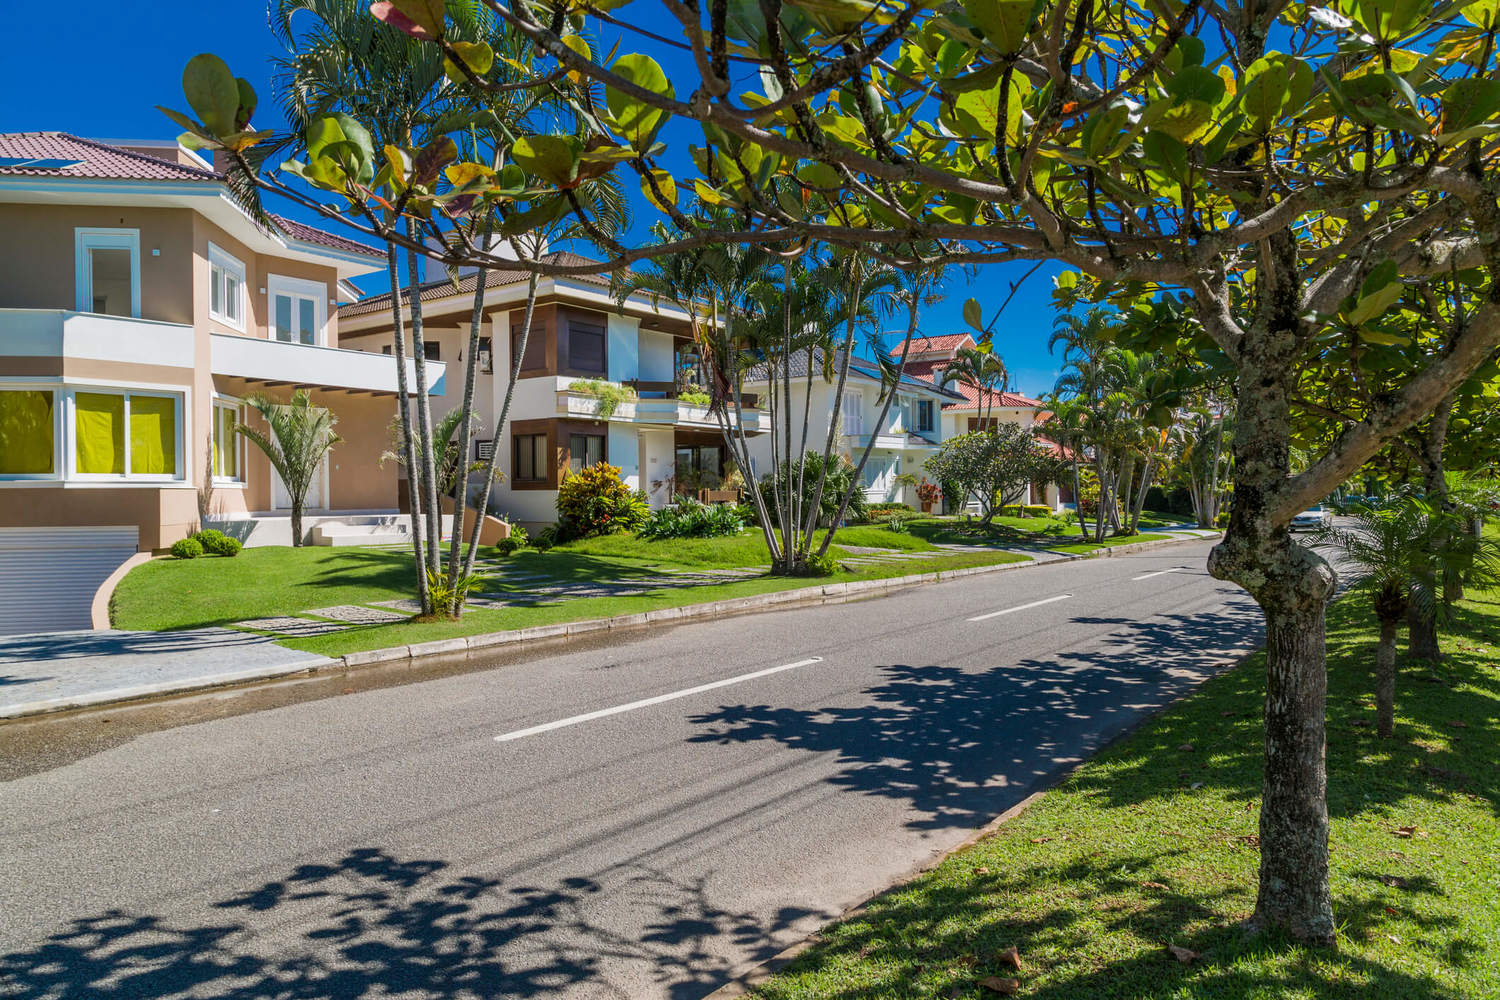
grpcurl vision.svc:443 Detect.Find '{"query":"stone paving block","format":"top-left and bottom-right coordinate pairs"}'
top-left (234, 617), bottom-right (349, 637)
top-left (371, 599), bottom-right (425, 614)
top-left (307, 604), bottom-right (410, 625)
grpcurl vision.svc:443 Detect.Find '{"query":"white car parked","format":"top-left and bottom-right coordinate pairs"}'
top-left (1291, 506), bottom-right (1334, 531)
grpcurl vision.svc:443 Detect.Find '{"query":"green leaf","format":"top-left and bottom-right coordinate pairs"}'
top-left (182, 53), bottom-right (240, 137)
top-left (1442, 77), bottom-right (1500, 135)
top-left (1241, 56), bottom-right (1291, 131)
top-left (1348, 259), bottom-right (1402, 326)
top-left (499, 196), bottom-right (568, 237)
top-left (605, 54), bottom-right (674, 151)
top-left (963, 0), bottom-right (1038, 53)
top-left (1142, 130), bottom-right (1189, 183)
top-left (444, 41), bottom-right (494, 80)
top-left (640, 168), bottom-right (677, 211)
top-left (1164, 65), bottom-right (1226, 106)
top-left (963, 297), bottom-right (985, 331)
top-left (512, 135), bottom-right (581, 187)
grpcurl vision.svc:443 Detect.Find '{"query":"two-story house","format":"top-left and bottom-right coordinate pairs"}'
top-left (0, 132), bottom-right (445, 634)
top-left (741, 349), bottom-right (966, 507)
top-left (335, 256), bottom-right (766, 525)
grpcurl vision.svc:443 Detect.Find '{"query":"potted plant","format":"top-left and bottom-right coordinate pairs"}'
top-left (917, 477), bottom-right (942, 514)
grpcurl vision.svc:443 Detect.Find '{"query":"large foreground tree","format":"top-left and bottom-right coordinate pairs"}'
top-left (168, 0), bottom-right (1500, 942)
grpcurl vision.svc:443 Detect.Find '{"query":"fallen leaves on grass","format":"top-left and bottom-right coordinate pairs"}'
top-left (978, 976), bottom-right (1020, 994)
top-left (1375, 874), bottom-right (1409, 888)
top-left (1177, 742), bottom-right (1195, 752)
top-left (1141, 881), bottom-right (1170, 890)
top-left (997, 946), bottom-right (1022, 970)
top-left (1166, 943), bottom-right (1200, 964)
top-left (1391, 825), bottom-right (1427, 839)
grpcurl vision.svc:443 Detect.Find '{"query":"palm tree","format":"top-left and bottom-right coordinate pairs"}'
top-left (938, 344), bottom-right (1008, 427)
top-left (1316, 503), bottom-right (1432, 737)
top-left (238, 391), bottom-right (342, 548)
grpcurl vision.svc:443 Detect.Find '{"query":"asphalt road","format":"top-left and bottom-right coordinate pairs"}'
top-left (0, 539), bottom-right (1264, 1000)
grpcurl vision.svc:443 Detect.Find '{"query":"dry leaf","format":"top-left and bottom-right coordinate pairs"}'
top-left (1386, 934), bottom-right (1402, 944)
top-left (1167, 943), bottom-right (1200, 964)
top-left (1142, 881), bottom-right (1169, 890)
top-left (1178, 742), bottom-right (1195, 752)
top-left (1029, 836), bottom-right (1052, 844)
top-left (975, 866), bottom-right (991, 875)
top-left (1219, 710), bottom-right (1235, 717)
top-left (978, 976), bottom-right (1020, 994)
top-left (1384, 906), bottom-right (1399, 916)
top-left (997, 946), bottom-right (1022, 970)
top-left (1376, 875), bottom-right (1409, 889)
top-left (1237, 835), bottom-right (1260, 847)
top-left (1190, 781), bottom-right (1205, 790)
top-left (1447, 720), bottom-right (1469, 728)
top-left (1392, 826), bottom-right (1419, 838)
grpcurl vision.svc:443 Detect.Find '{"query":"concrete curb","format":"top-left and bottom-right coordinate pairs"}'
top-left (1, 532), bottom-right (1218, 722)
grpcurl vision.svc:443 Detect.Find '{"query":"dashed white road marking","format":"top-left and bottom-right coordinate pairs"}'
top-left (1133, 567), bottom-right (1188, 581)
top-left (495, 657), bottom-right (825, 742)
top-left (967, 594), bottom-right (1072, 622)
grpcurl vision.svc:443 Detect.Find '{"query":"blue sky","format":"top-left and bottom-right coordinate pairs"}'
top-left (0, 2), bottom-right (1064, 396)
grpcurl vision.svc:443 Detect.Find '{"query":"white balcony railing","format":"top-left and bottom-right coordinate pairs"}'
top-left (0, 309), bottom-right (195, 370)
top-left (211, 333), bottom-right (444, 396)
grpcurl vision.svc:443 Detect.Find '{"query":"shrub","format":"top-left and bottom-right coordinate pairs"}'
top-left (194, 529), bottom-right (240, 557)
top-left (916, 478), bottom-right (942, 505)
top-left (1215, 509), bottom-right (1230, 527)
top-left (886, 516), bottom-right (911, 534)
top-left (640, 497), bottom-right (744, 539)
top-left (758, 452), bottom-right (870, 527)
top-left (567, 379), bottom-right (636, 419)
top-left (170, 537), bottom-right (203, 559)
top-left (678, 390), bottom-right (712, 408)
top-left (802, 551), bottom-right (838, 577)
top-left (1024, 504), bottom-right (1054, 518)
top-left (555, 462), bottom-right (650, 540)
top-left (533, 525), bottom-right (558, 552)
top-left (496, 526), bottom-right (529, 556)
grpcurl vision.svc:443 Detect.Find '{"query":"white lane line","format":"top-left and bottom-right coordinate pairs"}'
top-left (494, 657), bottom-right (824, 742)
top-left (967, 593), bottom-right (1071, 622)
top-left (1132, 567), bottom-right (1187, 581)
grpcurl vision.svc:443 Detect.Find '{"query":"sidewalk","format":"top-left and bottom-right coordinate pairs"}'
top-left (0, 628), bottom-right (333, 719)
top-left (0, 529), bottom-right (1221, 722)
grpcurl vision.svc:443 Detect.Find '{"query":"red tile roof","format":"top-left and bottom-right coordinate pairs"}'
top-left (271, 214), bottom-right (382, 259)
top-left (0, 132), bottom-right (219, 181)
top-left (902, 357), bottom-right (1043, 411)
top-left (902, 332), bottom-right (975, 356)
top-left (0, 132), bottom-right (382, 260)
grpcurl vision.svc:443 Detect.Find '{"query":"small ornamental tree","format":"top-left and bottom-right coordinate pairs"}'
top-left (925, 426), bottom-right (1064, 525)
top-left (555, 462), bottom-right (649, 540)
top-left (237, 391), bottom-right (341, 548)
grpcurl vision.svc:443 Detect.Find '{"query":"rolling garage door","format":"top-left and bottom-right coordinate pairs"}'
top-left (0, 526), bottom-right (140, 635)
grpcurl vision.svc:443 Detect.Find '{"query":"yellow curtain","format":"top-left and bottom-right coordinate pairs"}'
top-left (75, 392), bottom-right (124, 475)
top-left (214, 406), bottom-right (237, 479)
top-left (129, 395), bottom-right (177, 476)
top-left (0, 390), bottom-right (55, 475)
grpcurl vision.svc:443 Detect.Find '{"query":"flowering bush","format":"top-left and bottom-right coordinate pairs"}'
top-left (916, 478), bottom-right (942, 505)
top-left (555, 462), bottom-right (649, 540)
top-left (639, 497), bottom-right (743, 539)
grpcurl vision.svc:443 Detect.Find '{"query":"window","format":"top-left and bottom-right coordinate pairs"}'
top-left (75, 228), bottom-right (140, 318)
top-left (511, 324), bottom-right (544, 373)
top-left (208, 243), bottom-right (246, 330)
top-left (475, 438), bottom-right (495, 462)
top-left (916, 400), bottom-right (934, 433)
top-left (478, 336), bottom-right (493, 374)
top-left (423, 341), bottom-right (441, 362)
top-left (71, 390), bottom-right (180, 479)
top-left (0, 389), bottom-right (56, 476)
top-left (513, 433), bottom-right (547, 482)
top-left (268, 275), bottom-right (326, 346)
top-left (382, 345), bottom-right (392, 355)
top-left (213, 399), bottom-right (242, 481)
top-left (568, 433), bottom-right (605, 473)
top-left (567, 315), bottom-right (606, 374)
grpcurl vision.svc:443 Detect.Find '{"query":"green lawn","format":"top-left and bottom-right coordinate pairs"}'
top-left (906, 515), bottom-right (1176, 555)
top-left (110, 525), bottom-right (1027, 657)
top-left (748, 589), bottom-right (1500, 1000)
top-left (1051, 531), bottom-right (1172, 554)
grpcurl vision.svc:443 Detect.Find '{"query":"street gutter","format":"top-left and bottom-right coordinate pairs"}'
top-left (1, 532), bottom-right (1219, 722)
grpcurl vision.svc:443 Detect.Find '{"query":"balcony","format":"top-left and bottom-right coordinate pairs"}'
top-left (555, 382), bottom-right (764, 433)
top-left (0, 309), bottom-right (194, 370)
top-left (211, 333), bottom-right (445, 396)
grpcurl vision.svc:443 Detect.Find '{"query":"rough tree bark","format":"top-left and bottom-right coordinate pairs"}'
top-left (1375, 615), bottom-right (1399, 739)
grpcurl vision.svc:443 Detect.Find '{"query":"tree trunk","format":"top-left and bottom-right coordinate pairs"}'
top-left (1252, 579), bottom-right (1335, 943)
top-left (446, 214), bottom-right (493, 616)
top-left (291, 500), bottom-right (304, 550)
top-left (1407, 597), bottom-right (1441, 661)
top-left (1376, 617), bottom-right (1398, 739)
top-left (1208, 294), bottom-right (1336, 945)
top-left (404, 224), bottom-right (441, 585)
top-left (384, 244), bottom-right (430, 613)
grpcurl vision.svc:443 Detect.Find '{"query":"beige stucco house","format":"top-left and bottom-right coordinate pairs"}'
top-left (0, 133), bottom-right (445, 633)
top-left (336, 259), bottom-right (766, 525)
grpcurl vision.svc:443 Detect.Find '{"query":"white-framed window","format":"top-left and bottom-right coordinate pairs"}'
top-left (916, 399), bottom-right (935, 433)
top-left (267, 274), bottom-right (327, 346)
top-left (68, 388), bottom-right (184, 482)
top-left (0, 383), bottom-right (61, 480)
top-left (212, 396), bottom-right (244, 482)
top-left (74, 228), bottom-right (140, 318)
top-left (208, 243), bottom-right (246, 331)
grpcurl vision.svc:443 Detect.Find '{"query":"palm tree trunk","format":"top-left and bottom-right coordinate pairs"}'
top-left (1376, 616), bottom-right (1398, 738)
top-left (462, 271), bottom-right (538, 580)
top-left (404, 224), bottom-right (441, 587)
top-left (291, 499), bottom-right (304, 550)
top-left (445, 214), bottom-right (493, 616)
top-left (1407, 596), bottom-right (1441, 660)
top-left (1071, 459), bottom-right (1090, 541)
top-left (384, 244), bottom-right (430, 612)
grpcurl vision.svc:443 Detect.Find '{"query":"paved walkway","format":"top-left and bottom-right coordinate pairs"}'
top-left (0, 628), bottom-right (333, 719)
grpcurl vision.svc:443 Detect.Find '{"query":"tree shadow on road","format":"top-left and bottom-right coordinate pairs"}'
top-left (687, 595), bottom-right (1266, 832)
top-left (0, 848), bottom-right (818, 1000)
